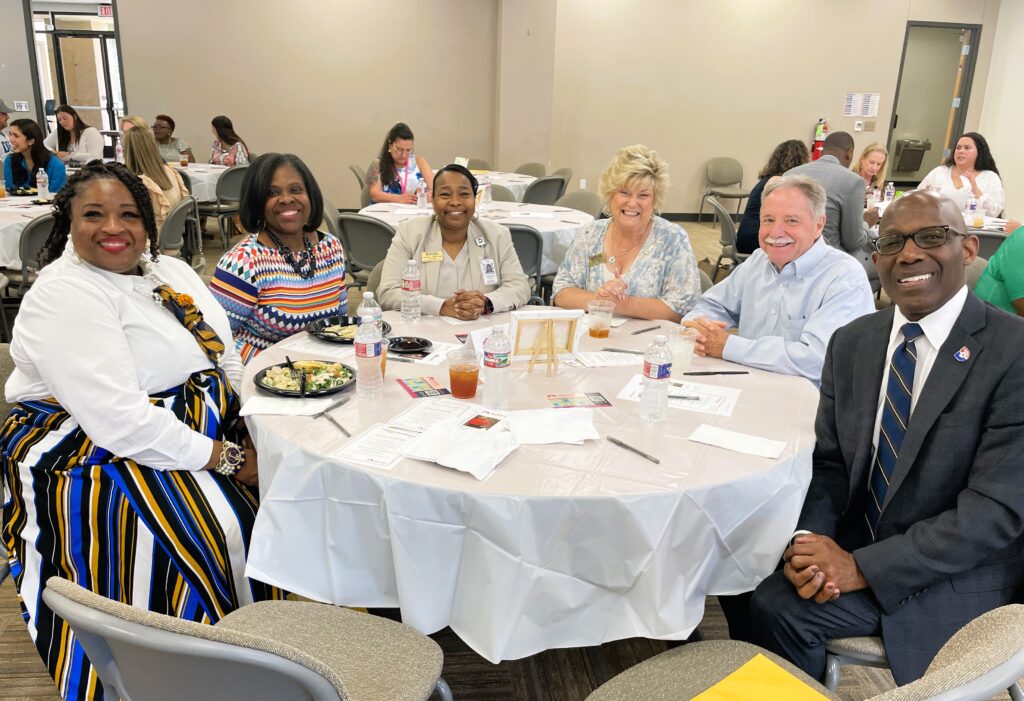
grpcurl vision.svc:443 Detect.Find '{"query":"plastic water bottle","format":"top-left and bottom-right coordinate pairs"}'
top-left (965, 197), bottom-right (983, 228)
top-left (883, 181), bottom-right (895, 202)
top-left (356, 291), bottom-right (383, 331)
top-left (115, 141), bottom-right (124, 164)
top-left (482, 325), bottom-right (512, 410)
top-left (415, 176), bottom-right (427, 208)
top-left (354, 313), bottom-right (384, 399)
top-left (400, 259), bottom-right (421, 323)
top-left (479, 183), bottom-right (492, 212)
top-left (640, 335), bottom-right (672, 423)
top-left (36, 169), bottom-right (49, 199)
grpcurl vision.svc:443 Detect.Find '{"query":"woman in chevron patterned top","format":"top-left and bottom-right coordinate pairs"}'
top-left (0, 162), bottom-right (280, 701)
top-left (210, 153), bottom-right (348, 363)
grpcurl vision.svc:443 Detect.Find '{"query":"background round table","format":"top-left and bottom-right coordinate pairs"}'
top-left (176, 163), bottom-right (227, 202)
top-left (243, 311), bottom-right (819, 663)
top-left (359, 202), bottom-right (594, 274)
top-left (0, 199), bottom-right (53, 269)
top-left (471, 170), bottom-right (536, 201)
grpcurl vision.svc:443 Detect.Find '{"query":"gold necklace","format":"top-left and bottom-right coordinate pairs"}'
top-left (606, 220), bottom-right (650, 265)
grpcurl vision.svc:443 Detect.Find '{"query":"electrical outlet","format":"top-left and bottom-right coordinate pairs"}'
top-left (579, 178), bottom-right (586, 190)
top-left (13, 101), bottom-right (29, 112)
top-left (854, 120), bottom-right (864, 132)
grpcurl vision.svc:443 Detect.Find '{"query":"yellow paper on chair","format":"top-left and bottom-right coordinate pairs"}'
top-left (692, 653), bottom-right (831, 701)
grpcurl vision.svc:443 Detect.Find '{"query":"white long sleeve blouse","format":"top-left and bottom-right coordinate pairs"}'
top-left (916, 165), bottom-right (1005, 217)
top-left (6, 249), bottom-right (243, 471)
top-left (44, 126), bottom-right (105, 164)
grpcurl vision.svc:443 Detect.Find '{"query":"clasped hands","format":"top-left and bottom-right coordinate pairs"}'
top-left (681, 317), bottom-right (730, 358)
top-left (441, 289), bottom-right (486, 320)
top-left (783, 533), bottom-right (867, 604)
top-left (595, 271), bottom-right (629, 302)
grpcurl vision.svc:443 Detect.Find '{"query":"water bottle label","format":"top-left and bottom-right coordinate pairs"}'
top-left (643, 361), bottom-right (671, 380)
top-left (355, 341), bottom-right (382, 358)
top-left (484, 351), bottom-right (510, 369)
top-left (402, 278), bottom-right (422, 292)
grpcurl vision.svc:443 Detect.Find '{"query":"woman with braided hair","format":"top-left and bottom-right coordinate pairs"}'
top-left (1, 162), bottom-right (280, 700)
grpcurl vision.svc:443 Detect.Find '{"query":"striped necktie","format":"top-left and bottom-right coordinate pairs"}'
top-left (866, 322), bottom-right (924, 539)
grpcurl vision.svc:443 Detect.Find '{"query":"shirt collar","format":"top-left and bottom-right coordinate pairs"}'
top-left (772, 235), bottom-right (829, 277)
top-left (890, 285), bottom-right (969, 349)
top-left (818, 155), bottom-right (841, 166)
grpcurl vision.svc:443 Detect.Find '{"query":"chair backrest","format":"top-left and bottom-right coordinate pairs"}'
top-left (348, 164), bottom-right (365, 191)
top-left (467, 158), bottom-right (492, 171)
top-left (42, 577), bottom-right (344, 701)
top-left (321, 197), bottom-right (341, 238)
top-left (489, 184), bottom-right (517, 202)
top-left (698, 269), bottom-right (713, 293)
top-left (706, 157), bottom-right (743, 188)
top-left (515, 162), bottom-right (546, 178)
top-left (176, 168), bottom-right (193, 194)
top-left (523, 176), bottom-right (566, 206)
top-left (555, 191), bottom-right (602, 219)
top-left (365, 260), bottom-right (385, 296)
top-left (18, 212), bottom-right (54, 294)
top-left (974, 231), bottom-right (1006, 260)
top-left (0, 343), bottom-right (12, 584)
top-left (965, 255), bottom-right (988, 290)
top-left (705, 196), bottom-right (740, 250)
top-left (214, 164), bottom-right (249, 204)
top-left (337, 213), bottom-right (396, 273)
top-left (159, 196), bottom-right (196, 254)
top-left (551, 167), bottom-right (573, 183)
top-left (508, 224), bottom-right (544, 297)
top-left (360, 185), bottom-right (373, 208)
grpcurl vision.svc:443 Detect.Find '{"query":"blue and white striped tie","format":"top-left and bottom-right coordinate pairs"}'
top-left (866, 322), bottom-right (923, 539)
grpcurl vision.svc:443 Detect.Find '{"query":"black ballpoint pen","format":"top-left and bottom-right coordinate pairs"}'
top-left (607, 436), bottom-right (660, 464)
top-left (683, 371), bottom-right (749, 376)
top-left (630, 325), bottom-right (660, 336)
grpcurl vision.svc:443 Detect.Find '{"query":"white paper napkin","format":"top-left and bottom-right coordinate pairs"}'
top-left (240, 396), bottom-right (334, 417)
top-left (687, 424), bottom-right (786, 458)
top-left (404, 417), bottom-right (519, 480)
top-left (504, 408), bottom-right (600, 445)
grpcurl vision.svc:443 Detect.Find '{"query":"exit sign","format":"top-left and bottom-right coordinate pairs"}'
top-left (98, 5), bottom-right (113, 16)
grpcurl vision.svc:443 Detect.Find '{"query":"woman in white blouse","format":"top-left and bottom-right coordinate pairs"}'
top-left (0, 162), bottom-right (280, 701)
top-left (42, 104), bottom-right (104, 164)
top-left (916, 132), bottom-right (1005, 217)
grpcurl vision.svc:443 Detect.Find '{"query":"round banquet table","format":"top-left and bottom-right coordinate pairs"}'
top-left (471, 170), bottom-right (536, 201)
top-left (359, 202), bottom-right (594, 275)
top-left (0, 199), bottom-right (53, 269)
top-left (243, 311), bottom-right (819, 663)
top-left (176, 163), bottom-right (227, 202)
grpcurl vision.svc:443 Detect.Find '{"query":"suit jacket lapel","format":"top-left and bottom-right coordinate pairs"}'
top-left (422, 220), bottom-right (442, 294)
top-left (882, 293), bottom-right (986, 509)
top-left (849, 309), bottom-right (893, 495)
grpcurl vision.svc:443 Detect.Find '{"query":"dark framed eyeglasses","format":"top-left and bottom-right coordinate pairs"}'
top-left (873, 225), bottom-right (963, 255)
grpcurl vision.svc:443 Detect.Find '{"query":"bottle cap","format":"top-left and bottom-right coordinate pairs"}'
top-left (407, 259), bottom-right (416, 265)
top-left (363, 291), bottom-right (373, 299)
top-left (654, 334), bottom-right (667, 344)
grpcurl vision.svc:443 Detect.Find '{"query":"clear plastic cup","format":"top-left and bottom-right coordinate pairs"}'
top-left (448, 349), bottom-right (482, 399)
top-left (668, 326), bottom-right (700, 377)
top-left (587, 300), bottom-right (615, 338)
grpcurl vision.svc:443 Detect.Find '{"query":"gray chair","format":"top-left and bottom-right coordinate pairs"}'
top-left (508, 224), bottom-right (545, 298)
top-left (706, 196), bottom-right (749, 281)
top-left (197, 164), bottom-right (249, 248)
top-left (337, 213), bottom-right (396, 286)
top-left (590, 607), bottom-right (1024, 701)
top-left (523, 176), bottom-right (567, 206)
top-left (698, 268), bottom-right (713, 293)
top-left (42, 576), bottom-right (452, 701)
top-left (555, 191), bottom-right (602, 219)
top-left (489, 184), bottom-right (517, 202)
top-left (175, 168), bottom-right (193, 194)
top-left (551, 167), bottom-right (573, 185)
top-left (321, 197), bottom-right (341, 239)
top-left (467, 158), bottom-right (492, 170)
top-left (0, 343), bottom-right (12, 584)
top-left (13, 212), bottom-right (54, 295)
top-left (515, 162), bottom-right (546, 178)
top-left (159, 196), bottom-right (197, 255)
top-left (0, 274), bottom-right (10, 342)
top-left (974, 231), bottom-right (1006, 259)
top-left (965, 256), bottom-right (988, 290)
top-left (365, 260), bottom-right (385, 296)
top-left (348, 164), bottom-right (366, 191)
top-left (360, 185), bottom-right (373, 209)
top-left (698, 157), bottom-right (751, 224)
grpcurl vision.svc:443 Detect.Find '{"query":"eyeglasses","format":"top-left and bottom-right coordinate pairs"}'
top-left (873, 225), bottom-right (963, 255)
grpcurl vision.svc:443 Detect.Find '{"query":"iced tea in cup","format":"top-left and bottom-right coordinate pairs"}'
top-left (588, 300), bottom-right (615, 338)
top-left (179, 153), bottom-right (189, 168)
top-left (448, 349), bottom-right (481, 399)
top-left (669, 326), bottom-right (700, 377)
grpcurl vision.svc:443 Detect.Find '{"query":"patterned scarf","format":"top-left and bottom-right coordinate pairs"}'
top-left (153, 284), bottom-right (226, 363)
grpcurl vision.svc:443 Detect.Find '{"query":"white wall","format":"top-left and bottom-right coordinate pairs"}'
top-left (0, 0), bottom-right (40, 124)
top-left (980, 0), bottom-right (1021, 217)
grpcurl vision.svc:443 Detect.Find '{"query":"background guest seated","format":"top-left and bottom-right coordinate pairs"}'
top-left (367, 122), bottom-right (434, 204)
top-left (153, 113), bottom-right (195, 163)
top-left (209, 114), bottom-right (249, 166)
top-left (974, 220), bottom-right (1024, 316)
top-left (43, 104), bottom-right (104, 164)
top-left (916, 131), bottom-right (1004, 217)
top-left (737, 139), bottom-right (809, 254)
top-left (377, 164), bottom-right (530, 318)
top-left (852, 143), bottom-right (888, 197)
top-left (3, 118), bottom-right (67, 193)
top-left (552, 144), bottom-right (700, 322)
top-left (123, 125), bottom-right (189, 230)
top-left (210, 153), bottom-right (347, 362)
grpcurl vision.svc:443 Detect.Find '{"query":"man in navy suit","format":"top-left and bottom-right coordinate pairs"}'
top-left (747, 190), bottom-right (1024, 684)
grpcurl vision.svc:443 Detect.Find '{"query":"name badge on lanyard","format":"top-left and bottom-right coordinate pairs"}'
top-left (480, 258), bottom-right (499, 285)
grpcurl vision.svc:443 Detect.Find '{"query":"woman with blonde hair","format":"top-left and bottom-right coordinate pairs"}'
top-left (852, 143), bottom-right (888, 193)
top-left (120, 114), bottom-right (150, 132)
top-left (123, 125), bottom-right (189, 230)
top-left (552, 144), bottom-right (700, 321)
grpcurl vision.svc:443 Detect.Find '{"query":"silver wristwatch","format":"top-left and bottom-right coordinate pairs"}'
top-left (214, 440), bottom-right (244, 477)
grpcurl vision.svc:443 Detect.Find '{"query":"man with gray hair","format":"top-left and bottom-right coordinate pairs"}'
top-left (683, 175), bottom-right (875, 384)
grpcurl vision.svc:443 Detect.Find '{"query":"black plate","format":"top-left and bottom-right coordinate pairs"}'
top-left (11, 188), bottom-right (37, 197)
top-left (306, 315), bottom-right (392, 344)
top-left (254, 360), bottom-right (356, 397)
top-left (31, 199), bottom-right (53, 206)
top-left (388, 336), bottom-right (433, 354)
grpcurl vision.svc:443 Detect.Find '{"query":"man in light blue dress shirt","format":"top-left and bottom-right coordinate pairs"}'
top-left (683, 175), bottom-right (875, 385)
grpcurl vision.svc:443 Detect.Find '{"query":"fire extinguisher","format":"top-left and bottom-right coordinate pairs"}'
top-left (811, 118), bottom-right (829, 160)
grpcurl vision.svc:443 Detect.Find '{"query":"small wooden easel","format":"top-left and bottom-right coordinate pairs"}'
top-left (527, 318), bottom-right (559, 377)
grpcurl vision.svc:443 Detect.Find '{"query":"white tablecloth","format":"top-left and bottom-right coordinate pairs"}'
top-left (0, 199), bottom-right (53, 269)
top-left (472, 170), bottom-right (536, 201)
top-left (359, 203), bottom-right (594, 275)
top-left (244, 312), bottom-right (818, 662)
top-left (177, 163), bottom-right (227, 202)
